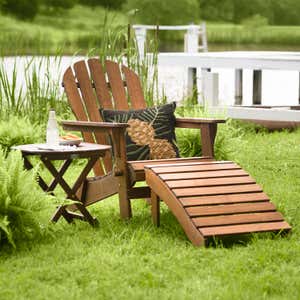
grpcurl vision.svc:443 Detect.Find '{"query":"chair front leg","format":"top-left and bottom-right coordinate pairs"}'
top-left (111, 127), bottom-right (132, 219)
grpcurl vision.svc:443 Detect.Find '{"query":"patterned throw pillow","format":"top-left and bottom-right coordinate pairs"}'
top-left (100, 102), bottom-right (179, 161)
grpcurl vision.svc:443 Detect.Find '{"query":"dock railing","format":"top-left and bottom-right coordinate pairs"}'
top-left (132, 23), bottom-right (219, 105)
top-left (132, 23), bottom-right (208, 56)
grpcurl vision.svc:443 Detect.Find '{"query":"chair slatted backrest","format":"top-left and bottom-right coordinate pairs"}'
top-left (63, 58), bottom-right (147, 176)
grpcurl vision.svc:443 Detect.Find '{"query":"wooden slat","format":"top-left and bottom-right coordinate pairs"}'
top-left (176, 117), bottom-right (226, 125)
top-left (74, 61), bottom-right (112, 172)
top-left (129, 157), bottom-right (214, 172)
top-left (151, 162), bottom-right (240, 174)
top-left (186, 202), bottom-right (276, 217)
top-left (122, 65), bottom-right (146, 109)
top-left (62, 67), bottom-right (104, 175)
top-left (179, 192), bottom-right (269, 206)
top-left (73, 61), bottom-right (101, 122)
top-left (166, 176), bottom-right (254, 188)
top-left (105, 60), bottom-right (129, 109)
top-left (88, 58), bottom-right (113, 109)
top-left (200, 221), bottom-right (291, 237)
top-left (87, 59), bottom-right (115, 172)
top-left (146, 169), bottom-right (205, 246)
top-left (160, 169), bottom-right (248, 180)
top-left (193, 212), bottom-right (284, 227)
top-left (173, 184), bottom-right (262, 197)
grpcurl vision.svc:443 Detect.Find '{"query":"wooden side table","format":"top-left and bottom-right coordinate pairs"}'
top-left (13, 143), bottom-right (111, 226)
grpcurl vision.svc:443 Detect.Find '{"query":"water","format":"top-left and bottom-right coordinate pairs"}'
top-left (2, 55), bottom-right (300, 106)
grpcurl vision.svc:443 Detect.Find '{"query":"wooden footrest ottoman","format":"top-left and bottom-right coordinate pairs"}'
top-left (145, 160), bottom-right (291, 246)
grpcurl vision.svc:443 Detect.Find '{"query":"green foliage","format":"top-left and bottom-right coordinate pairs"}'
top-left (0, 117), bottom-right (43, 153)
top-left (79, 0), bottom-right (125, 10)
top-left (1, 0), bottom-right (40, 20)
top-left (0, 150), bottom-right (53, 248)
top-left (0, 5), bottom-right (128, 56)
top-left (199, 0), bottom-right (234, 22)
top-left (272, 0), bottom-right (300, 25)
top-left (45, 0), bottom-right (77, 10)
top-left (232, 0), bottom-right (273, 24)
top-left (199, 0), bottom-right (300, 26)
top-left (207, 23), bottom-right (300, 46)
top-left (242, 14), bottom-right (269, 29)
top-left (175, 104), bottom-right (268, 160)
top-left (124, 0), bottom-right (200, 25)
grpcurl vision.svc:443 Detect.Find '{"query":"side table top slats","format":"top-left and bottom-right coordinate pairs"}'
top-left (13, 143), bottom-right (111, 158)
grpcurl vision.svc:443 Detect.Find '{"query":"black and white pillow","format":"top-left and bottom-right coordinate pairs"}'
top-left (100, 102), bottom-right (179, 161)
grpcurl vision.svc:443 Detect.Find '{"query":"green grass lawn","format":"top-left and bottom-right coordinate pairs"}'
top-left (1, 125), bottom-right (300, 299)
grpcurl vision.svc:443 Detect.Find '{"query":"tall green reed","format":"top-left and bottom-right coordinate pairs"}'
top-left (0, 55), bottom-right (71, 124)
top-left (88, 16), bottom-right (162, 106)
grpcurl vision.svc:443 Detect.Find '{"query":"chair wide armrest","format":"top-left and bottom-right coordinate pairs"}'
top-left (175, 117), bottom-right (226, 129)
top-left (61, 120), bottom-right (128, 133)
top-left (175, 117), bottom-right (226, 157)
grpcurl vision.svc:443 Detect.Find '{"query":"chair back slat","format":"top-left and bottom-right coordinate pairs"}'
top-left (73, 61), bottom-right (101, 122)
top-left (88, 58), bottom-right (113, 109)
top-left (73, 61), bottom-right (113, 172)
top-left (122, 65), bottom-right (146, 109)
top-left (63, 67), bottom-right (104, 175)
top-left (63, 58), bottom-right (148, 174)
top-left (105, 60), bottom-right (129, 110)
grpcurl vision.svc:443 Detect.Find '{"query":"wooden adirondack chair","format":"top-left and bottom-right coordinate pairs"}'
top-left (61, 58), bottom-right (225, 219)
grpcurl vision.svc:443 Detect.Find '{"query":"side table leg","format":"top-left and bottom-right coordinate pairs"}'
top-left (51, 206), bottom-right (73, 223)
top-left (42, 155), bottom-right (100, 226)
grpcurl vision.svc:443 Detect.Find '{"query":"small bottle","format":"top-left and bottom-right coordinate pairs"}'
top-left (46, 109), bottom-right (59, 146)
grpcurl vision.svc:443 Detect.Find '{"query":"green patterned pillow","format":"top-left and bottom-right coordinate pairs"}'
top-left (100, 102), bottom-right (179, 161)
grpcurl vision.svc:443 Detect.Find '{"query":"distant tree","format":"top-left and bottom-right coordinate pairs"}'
top-left (232, 0), bottom-right (273, 24)
top-left (78, 0), bottom-right (125, 10)
top-left (199, 0), bottom-right (276, 24)
top-left (124, 0), bottom-right (200, 25)
top-left (2, 0), bottom-right (40, 20)
top-left (272, 0), bottom-right (300, 25)
top-left (45, 0), bottom-right (77, 10)
top-left (199, 0), bottom-right (234, 22)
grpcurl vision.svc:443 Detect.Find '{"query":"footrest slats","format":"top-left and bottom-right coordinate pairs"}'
top-left (200, 221), bottom-right (291, 237)
top-left (159, 169), bottom-right (248, 180)
top-left (179, 192), bottom-right (269, 206)
top-left (186, 202), bottom-right (276, 217)
top-left (145, 159), bottom-right (291, 247)
top-left (166, 175), bottom-right (255, 188)
top-left (152, 162), bottom-right (240, 174)
top-left (193, 212), bottom-right (284, 228)
top-left (173, 183), bottom-right (262, 197)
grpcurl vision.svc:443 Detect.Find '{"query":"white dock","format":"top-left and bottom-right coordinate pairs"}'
top-left (157, 51), bottom-right (300, 105)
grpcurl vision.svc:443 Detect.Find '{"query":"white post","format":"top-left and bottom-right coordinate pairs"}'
top-left (184, 25), bottom-right (199, 53)
top-left (235, 69), bottom-right (243, 105)
top-left (200, 22), bottom-right (208, 52)
top-left (134, 27), bottom-right (147, 59)
top-left (202, 71), bottom-right (219, 107)
top-left (184, 25), bottom-right (199, 99)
